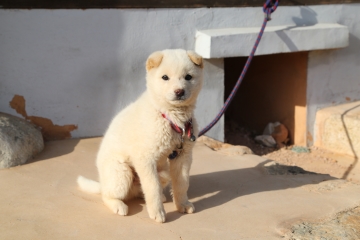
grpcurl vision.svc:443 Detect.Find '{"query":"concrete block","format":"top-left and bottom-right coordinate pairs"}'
top-left (314, 101), bottom-right (360, 158)
top-left (195, 23), bottom-right (349, 58)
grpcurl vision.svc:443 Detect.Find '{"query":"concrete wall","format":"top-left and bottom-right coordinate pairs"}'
top-left (1, 5), bottom-right (359, 142)
top-left (306, 4), bottom-right (360, 145)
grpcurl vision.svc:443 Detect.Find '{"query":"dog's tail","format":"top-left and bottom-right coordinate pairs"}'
top-left (77, 175), bottom-right (101, 194)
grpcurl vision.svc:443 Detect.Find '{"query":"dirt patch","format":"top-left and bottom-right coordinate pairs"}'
top-left (263, 147), bottom-right (350, 179)
top-left (263, 161), bottom-right (317, 175)
top-left (224, 122), bottom-right (360, 239)
top-left (285, 207), bottom-right (360, 240)
top-left (225, 121), bottom-right (356, 181)
top-left (263, 147), bottom-right (360, 239)
top-left (302, 179), bottom-right (353, 193)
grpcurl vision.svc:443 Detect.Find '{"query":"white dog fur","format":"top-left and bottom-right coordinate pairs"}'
top-left (77, 49), bottom-right (203, 223)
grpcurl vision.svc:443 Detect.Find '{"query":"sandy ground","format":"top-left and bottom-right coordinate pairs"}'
top-left (264, 146), bottom-right (360, 240)
top-left (1, 137), bottom-right (360, 239)
top-left (222, 122), bottom-right (360, 239)
top-left (264, 146), bottom-right (358, 181)
top-left (225, 122), bottom-right (359, 183)
top-left (287, 206), bottom-right (360, 240)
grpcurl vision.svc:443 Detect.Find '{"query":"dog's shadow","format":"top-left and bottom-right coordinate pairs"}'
top-left (165, 159), bottom-right (335, 222)
top-left (126, 198), bottom-right (145, 216)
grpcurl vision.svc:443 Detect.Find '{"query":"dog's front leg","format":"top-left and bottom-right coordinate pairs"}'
top-left (134, 160), bottom-right (166, 223)
top-left (170, 149), bottom-right (195, 214)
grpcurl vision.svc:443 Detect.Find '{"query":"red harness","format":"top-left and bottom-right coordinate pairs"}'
top-left (161, 113), bottom-right (192, 138)
top-left (162, 113), bottom-right (196, 160)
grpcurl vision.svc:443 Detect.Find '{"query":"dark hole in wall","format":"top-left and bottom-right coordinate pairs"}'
top-left (224, 51), bottom-right (308, 148)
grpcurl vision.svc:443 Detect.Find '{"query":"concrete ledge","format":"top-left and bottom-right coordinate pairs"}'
top-left (314, 101), bottom-right (360, 158)
top-left (195, 23), bottom-right (349, 58)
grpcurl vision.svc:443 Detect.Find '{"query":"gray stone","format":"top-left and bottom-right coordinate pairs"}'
top-left (0, 112), bottom-right (44, 169)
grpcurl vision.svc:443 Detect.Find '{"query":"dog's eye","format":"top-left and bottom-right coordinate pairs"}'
top-left (185, 74), bottom-right (192, 81)
top-left (162, 75), bottom-right (169, 81)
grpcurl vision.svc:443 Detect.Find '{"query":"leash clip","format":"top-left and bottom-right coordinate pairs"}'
top-left (264, 10), bottom-right (272, 21)
top-left (263, 0), bottom-right (278, 21)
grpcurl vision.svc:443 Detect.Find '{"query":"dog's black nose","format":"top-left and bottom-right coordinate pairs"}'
top-left (174, 89), bottom-right (185, 97)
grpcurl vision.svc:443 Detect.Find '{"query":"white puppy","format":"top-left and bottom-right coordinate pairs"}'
top-left (77, 49), bottom-right (203, 223)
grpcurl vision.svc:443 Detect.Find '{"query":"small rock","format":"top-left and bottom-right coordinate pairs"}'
top-left (197, 135), bottom-right (231, 150)
top-left (197, 136), bottom-right (253, 155)
top-left (217, 145), bottom-right (253, 156)
top-left (0, 112), bottom-right (44, 169)
top-left (255, 135), bottom-right (277, 148)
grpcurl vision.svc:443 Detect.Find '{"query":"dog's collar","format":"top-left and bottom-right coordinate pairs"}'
top-left (161, 113), bottom-right (193, 138)
top-left (161, 113), bottom-right (196, 160)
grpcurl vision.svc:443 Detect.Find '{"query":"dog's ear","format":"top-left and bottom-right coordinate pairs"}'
top-left (187, 51), bottom-right (203, 69)
top-left (146, 51), bottom-right (163, 72)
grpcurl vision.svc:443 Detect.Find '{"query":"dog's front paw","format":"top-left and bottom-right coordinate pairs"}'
top-left (148, 205), bottom-right (166, 223)
top-left (114, 201), bottom-right (129, 216)
top-left (102, 197), bottom-right (129, 216)
top-left (176, 200), bottom-right (195, 214)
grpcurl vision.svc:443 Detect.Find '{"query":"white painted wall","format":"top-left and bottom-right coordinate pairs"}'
top-left (1, 5), bottom-right (359, 142)
top-left (307, 4), bottom-right (360, 145)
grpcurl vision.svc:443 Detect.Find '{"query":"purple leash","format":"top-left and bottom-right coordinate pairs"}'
top-left (198, 0), bottom-right (279, 137)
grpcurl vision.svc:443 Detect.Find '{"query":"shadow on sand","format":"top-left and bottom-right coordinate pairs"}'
top-left (166, 159), bottom-right (334, 222)
top-left (27, 138), bottom-right (81, 164)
